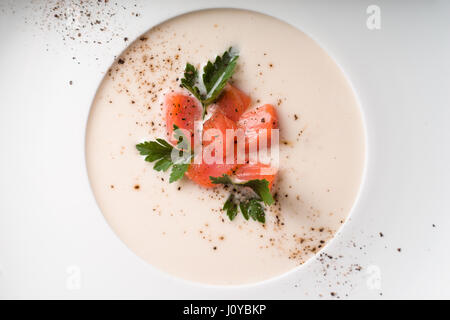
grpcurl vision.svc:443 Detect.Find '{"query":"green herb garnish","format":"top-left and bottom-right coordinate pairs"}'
top-left (169, 163), bottom-right (189, 183)
top-left (240, 198), bottom-right (265, 223)
top-left (210, 174), bottom-right (274, 223)
top-left (223, 194), bottom-right (238, 221)
top-left (180, 64), bottom-right (203, 103)
top-left (136, 125), bottom-right (191, 183)
top-left (181, 47), bottom-right (239, 118)
top-left (210, 174), bottom-right (274, 205)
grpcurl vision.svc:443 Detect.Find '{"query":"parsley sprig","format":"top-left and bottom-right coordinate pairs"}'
top-left (210, 174), bottom-right (274, 223)
top-left (210, 174), bottom-right (274, 205)
top-left (240, 198), bottom-right (265, 223)
top-left (181, 47), bottom-right (239, 118)
top-left (136, 125), bottom-right (191, 183)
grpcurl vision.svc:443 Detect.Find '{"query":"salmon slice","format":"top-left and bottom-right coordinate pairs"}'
top-left (237, 104), bottom-right (279, 153)
top-left (165, 93), bottom-right (202, 146)
top-left (186, 163), bottom-right (237, 188)
top-left (202, 107), bottom-right (237, 159)
top-left (234, 163), bottom-right (277, 190)
top-left (186, 108), bottom-right (238, 188)
top-left (216, 84), bottom-right (251, 121)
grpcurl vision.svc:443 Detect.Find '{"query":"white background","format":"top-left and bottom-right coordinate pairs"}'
top-left (0, 0), bottom-right (449, 299)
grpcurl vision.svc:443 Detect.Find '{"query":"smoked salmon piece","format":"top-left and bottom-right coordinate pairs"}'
top-left (165, 93), bottom-right (202, 146)
top-left (216, 84), bottom-right (251, 121)
top-left (186, 108), bottom-right (238, 188)
top-left (165, 91), bottom-right (279, 190)
top-left (237, 104), bottom-right (279, 152)
top-left (202, 107), bottom-right (237, 159)
top-left (186, 163), bottom-right (237, 188)
top-left (234, 163), bottom-right (277, 190)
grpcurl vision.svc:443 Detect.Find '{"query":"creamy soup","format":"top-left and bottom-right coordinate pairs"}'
top-left (86, 8), bottom-right (365, 285)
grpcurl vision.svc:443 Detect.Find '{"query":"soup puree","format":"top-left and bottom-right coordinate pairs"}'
top-left (86, 9), bottom-right (365, 285)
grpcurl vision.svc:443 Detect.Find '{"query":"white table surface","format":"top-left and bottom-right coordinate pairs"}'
top-left (0, 0), bottom-right (449, 299)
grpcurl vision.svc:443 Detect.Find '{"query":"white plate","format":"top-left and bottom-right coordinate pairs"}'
top-left (1, 0), bottom-right (449, 299)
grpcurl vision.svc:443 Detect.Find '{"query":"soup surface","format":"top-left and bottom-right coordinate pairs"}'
top-left (86, 8), bottom-right (365, 285)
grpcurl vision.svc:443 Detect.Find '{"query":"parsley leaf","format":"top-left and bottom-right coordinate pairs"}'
top-left (169, 163), bottom-right (189, 183)
top-left (211, 174), bottom-right (274, 223)
top-left (180, 63), bottom-right (203, 103)
top-left (202, 48), bottom-right (239, 106)
top-left (239, 199), bottom-right (265, 223)
top-left (136, 125), bottom-right (192, 183)
top-left (136, 139), bottom-right (173, 162)
top-left (241, 179), bottom-right (274, 206)
top-left (245, 199), bottom-right (265, 223)
top-left (239, 201), bottom-right (250, 220)
top-left (180, 47), bottom-right (239, 118)
top-left (209, 174), bottom-right (234, 185)
top-left (210, 174), bottom-right (274, 205)
top-left (153, 158), bottom-right (173, 172)
top-left (223, 194), bottom-right (238, 221)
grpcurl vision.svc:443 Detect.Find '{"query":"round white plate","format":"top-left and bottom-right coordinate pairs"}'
top-left (1, 0), bottom-right (449, 299)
